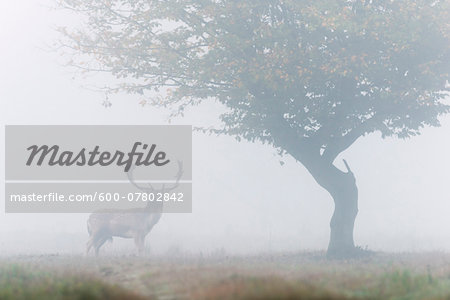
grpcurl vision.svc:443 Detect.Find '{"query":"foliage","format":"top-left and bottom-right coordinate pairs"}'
top-left (58, 0), bottom-right (450, 163)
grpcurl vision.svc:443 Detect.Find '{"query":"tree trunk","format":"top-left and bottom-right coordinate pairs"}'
top-left (285, 143), bottom-right (360, 258)
top-left (326, 166), bottom-right (358, 258)
top-left (300, 156), bottom-right (359, 259)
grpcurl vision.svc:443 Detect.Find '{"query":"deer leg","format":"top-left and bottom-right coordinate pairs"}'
top-left (86, 236), bottom-right (94, 255)
top-left (94, 235), bottom-right (109, 256)
top-left (134, 235), bottom-right (145, 255)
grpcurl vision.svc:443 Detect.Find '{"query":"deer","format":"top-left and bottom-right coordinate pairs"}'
top-left (86, 161), bottom-right (183, 256)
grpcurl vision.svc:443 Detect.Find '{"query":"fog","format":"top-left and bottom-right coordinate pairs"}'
top-left (1, 0), bottom-right (450, 256)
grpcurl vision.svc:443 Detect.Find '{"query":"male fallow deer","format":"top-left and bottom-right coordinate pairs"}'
top-left (86, 161), bottom-right (183, 256)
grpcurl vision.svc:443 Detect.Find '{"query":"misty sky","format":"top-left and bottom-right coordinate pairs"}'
top-left (1, 0), bottom-right (450, 255)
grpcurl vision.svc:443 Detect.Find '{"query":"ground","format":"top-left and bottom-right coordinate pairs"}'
top-left (1, 252), bottom-right (450, 299)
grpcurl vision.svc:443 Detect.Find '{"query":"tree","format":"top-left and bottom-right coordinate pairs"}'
top-left (57, 0), bottom-right (450, 258)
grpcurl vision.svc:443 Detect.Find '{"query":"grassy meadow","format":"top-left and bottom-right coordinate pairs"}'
top-left (1, 252), bottom-right (450, 299)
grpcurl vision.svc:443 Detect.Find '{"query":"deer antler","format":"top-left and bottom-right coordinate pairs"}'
top-left (162, 161), bottom-right (184, 192)
top-left (127, 160), bottom-right (184, 193)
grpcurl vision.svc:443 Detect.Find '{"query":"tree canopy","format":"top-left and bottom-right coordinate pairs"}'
top-left (59, 0), bottom-right (449, 165)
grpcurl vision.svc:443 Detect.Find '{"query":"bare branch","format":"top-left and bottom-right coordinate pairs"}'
top-left (342, 159), bottom-right (352, 174)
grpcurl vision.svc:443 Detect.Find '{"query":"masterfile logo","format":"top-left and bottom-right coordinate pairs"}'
top-left (5, 125), bottom-right (192, 213)
top-left (26, 142), bottom-right (170, 172)
top-left (6, 125), bottom-right (192, 180)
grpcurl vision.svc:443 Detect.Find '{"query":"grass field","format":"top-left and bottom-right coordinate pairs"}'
top-left (1, 252), bottom-right (450, 299)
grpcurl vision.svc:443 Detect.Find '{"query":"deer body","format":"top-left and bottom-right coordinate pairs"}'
top-left (86, 161), bottom-right (183, 256)
top-left (86, 206), bottom-right (162, 255)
